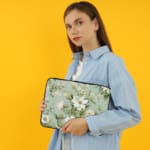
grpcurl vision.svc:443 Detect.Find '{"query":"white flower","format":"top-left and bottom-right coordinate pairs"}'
top-left (41, 114), bottom-right (49, 123)
top-left (85, 109), bottom-right (95, 115)
top-left (52, 90), bottom-right (61, 96)
top-left (71, 82), bottom-right (78, 87)
top-left (56, 101), bottom-right (64, 110)
top-left (72, 96), bottom-right (88, 111)
top-left (102, 87), bottom-right (110, 94)
top-left (64, 116), bottom-right (75, 122)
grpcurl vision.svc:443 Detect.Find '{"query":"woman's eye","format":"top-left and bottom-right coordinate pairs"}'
top-left (66, 25), bottom-right (71, 30)
top-left (77, 21), bottom-right (83, 26)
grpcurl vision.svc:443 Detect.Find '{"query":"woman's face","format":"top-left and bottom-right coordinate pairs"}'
top-left (64, 9), bottom-right (99, 49)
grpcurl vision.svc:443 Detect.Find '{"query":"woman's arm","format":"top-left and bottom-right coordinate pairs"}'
top-left (85, 57), bottom-right (141, 136)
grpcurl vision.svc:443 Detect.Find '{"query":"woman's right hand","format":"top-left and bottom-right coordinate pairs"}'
top-left (40, 99), bottom-right (46, 112)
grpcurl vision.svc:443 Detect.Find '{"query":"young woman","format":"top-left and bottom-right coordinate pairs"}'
top-left (40, 1), bottom-right (141, 150)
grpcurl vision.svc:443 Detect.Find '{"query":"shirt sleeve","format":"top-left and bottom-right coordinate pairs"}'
top-left (85, 56), bottom-right (141, 136)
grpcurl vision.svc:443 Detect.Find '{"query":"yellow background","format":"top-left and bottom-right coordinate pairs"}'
top-left (0, 0), bottom-right (149, 149)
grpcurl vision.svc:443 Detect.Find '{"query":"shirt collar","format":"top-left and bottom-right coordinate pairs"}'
top-left (73, 45), bottom-right (110, 60)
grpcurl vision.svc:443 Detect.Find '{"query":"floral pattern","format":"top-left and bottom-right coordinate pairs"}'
top-left (41, 78), bottom-right (110, 128)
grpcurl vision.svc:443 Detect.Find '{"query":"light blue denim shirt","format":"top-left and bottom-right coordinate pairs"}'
top-left (48, 45), bottom-right (141, 150)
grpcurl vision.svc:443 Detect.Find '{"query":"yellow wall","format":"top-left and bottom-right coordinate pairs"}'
top-left (0, 0), bottom-right (149, 149)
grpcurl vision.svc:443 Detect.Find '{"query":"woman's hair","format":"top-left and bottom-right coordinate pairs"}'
top-left (64, 1), bottom-right (113, 53)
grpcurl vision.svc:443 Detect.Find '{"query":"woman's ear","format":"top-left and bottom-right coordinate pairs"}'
top-left (93, 18), bottom-right (99, 31)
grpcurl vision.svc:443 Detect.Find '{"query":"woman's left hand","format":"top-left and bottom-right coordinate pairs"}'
top-left (60, 118), bottom-right (89, 136)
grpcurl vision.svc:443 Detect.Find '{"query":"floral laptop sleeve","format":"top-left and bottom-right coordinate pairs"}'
top-left (40, 78), bottom-right (110, 129)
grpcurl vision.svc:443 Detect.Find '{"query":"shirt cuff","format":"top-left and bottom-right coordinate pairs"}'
top-left (85, 116), bottom-right (103, 136)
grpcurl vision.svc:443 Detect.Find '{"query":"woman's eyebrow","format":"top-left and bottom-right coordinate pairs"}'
top-left (65, 17), bottom-right (83, 26)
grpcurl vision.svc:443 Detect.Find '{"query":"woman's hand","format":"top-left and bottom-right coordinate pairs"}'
top-left (60, 118), bottom-right (89, 136)
top-left (40, 99), bottom-right (46, 112)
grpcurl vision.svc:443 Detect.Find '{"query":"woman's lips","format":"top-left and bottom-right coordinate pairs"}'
top-left (73, 37), bottom-right (81, 41)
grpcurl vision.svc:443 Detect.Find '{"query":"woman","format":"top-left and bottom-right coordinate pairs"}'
top-left (40, 1), bottom-right (141, 150)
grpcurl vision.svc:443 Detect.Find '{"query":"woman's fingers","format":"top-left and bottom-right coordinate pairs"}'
top-left (61, 120), bottom-right (72, 133)
top-left (61, 118), bottom-right (89, 136)
top-left (40, 99), bottom-right (46, 111)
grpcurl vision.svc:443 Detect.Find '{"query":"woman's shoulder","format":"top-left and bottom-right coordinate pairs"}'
top-left (103, 51), bottom-right (125, 65)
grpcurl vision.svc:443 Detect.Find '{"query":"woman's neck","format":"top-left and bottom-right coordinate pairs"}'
top-left (82, 38), bottom-right (100, 52)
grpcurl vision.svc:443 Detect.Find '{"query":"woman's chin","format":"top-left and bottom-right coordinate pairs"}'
top-left (73, 42), bottom-right (82, 47)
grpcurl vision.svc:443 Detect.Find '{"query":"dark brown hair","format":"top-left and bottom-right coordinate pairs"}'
top-left (64, 1), bottom-right (113, 53)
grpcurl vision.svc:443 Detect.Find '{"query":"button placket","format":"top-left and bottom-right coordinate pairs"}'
top-left (83, 53), bottom-right (90, 65)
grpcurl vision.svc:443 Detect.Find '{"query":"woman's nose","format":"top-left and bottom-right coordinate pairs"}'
top-left (71, 26), bottom-right (78, 35)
